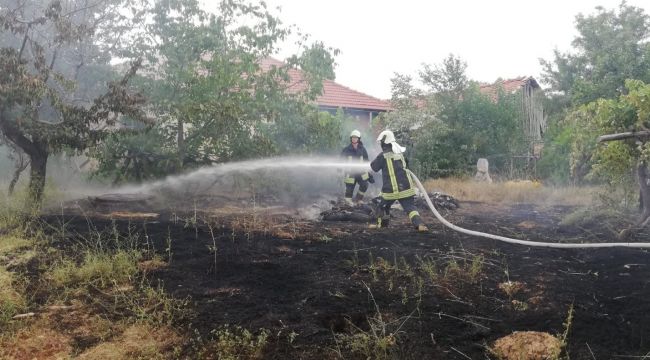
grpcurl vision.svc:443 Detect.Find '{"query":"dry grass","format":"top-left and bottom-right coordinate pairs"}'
top-left (46, 302), bottom-right (116, 343)
top-left (498, 281), bottom-right (526, 298)
top-left (77, 324), bottom-right (182, 360)
top-left (0, 320), bottom-right (181, 360)
top-left (105, 211), bottom-right (160, 220)
top-left (490, 331), bottom-right (562, 360)
top-left (138, 257), bottom-right (168, 272)
top-left (208, 213), bottom-right (328, 241)
top-left (0, 325), bottom-right (73, 360)
top-left (424, 178), bottom-right (597, 206)
top-left (0, 267), bottom-right (26, 328)
top-left (0, 235), bottom-right (32, 254)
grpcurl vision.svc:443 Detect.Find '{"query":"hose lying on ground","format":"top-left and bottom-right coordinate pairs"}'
top-left (407, 169), bottom-right (650, 249)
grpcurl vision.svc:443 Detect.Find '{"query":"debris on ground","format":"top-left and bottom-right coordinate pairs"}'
top-left (415, 192), bottom-right (460, 210)
top-left (106, 211), bottom-right (160, 220)
top-left (320, 200), bottom-right (375, 222)
top-left (490, 331), bottom-right (562, 360)
top-left (88, 193), bottom-right (155, 212)
top-left (321, 192), bottom-right (459, 222)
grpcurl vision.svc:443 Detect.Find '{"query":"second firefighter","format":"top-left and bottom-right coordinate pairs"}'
top-left (341, 130), bottom-right (373, 204)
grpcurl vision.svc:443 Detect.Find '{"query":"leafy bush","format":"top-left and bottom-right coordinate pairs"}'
top-left (381, 79), bottom-right (527, 179)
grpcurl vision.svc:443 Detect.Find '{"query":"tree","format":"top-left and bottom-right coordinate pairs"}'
top-left (379, 56), bottom-right (525, 178)
top-left (540, 2), bottom-right (650, 107)
top-left (0, 0), bottom-right (147, 208)
top-left (93, 0), bottom-right (338, 183)
top-left (538, 2), bottom-right (650, 184)
top-left (584, 80), bottom-right (650, 236)
top-left (420, 54), bottom-right (468, 127)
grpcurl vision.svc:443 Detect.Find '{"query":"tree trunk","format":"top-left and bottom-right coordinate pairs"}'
top-left (638, 163), bottom-right (650, 221)
top-left (8, 157), bottom-right (29, 196)
top-left (619, 162), bottom-right (650, 240)
top-left (177, 118), bottom-right (185, 170)
top-left (27, 150), bottom-right (48, 211)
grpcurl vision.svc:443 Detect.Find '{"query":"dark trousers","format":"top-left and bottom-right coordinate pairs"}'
top-left (345, 179), bottom-right (369, 201)
top-left (376, 195), bottom-right (423, 228)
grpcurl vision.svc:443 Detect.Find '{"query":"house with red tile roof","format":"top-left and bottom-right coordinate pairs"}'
top-left (259, 58), bottom-right (390, 129)
top-left (480, 76), bottom-right (547, 148)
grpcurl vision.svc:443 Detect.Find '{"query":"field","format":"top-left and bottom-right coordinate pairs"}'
top-left (1, 183), bottom-right (649, 359)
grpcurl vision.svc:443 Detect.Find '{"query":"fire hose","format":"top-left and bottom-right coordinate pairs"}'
top-left (406, 169), bottom-right (650, 249)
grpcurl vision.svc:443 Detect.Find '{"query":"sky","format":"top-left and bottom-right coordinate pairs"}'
top-left (245, 0), bottom-right (650, 100)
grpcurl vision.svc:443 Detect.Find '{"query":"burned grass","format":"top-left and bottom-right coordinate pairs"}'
top-left (1, 199), bottom-right (650, 358)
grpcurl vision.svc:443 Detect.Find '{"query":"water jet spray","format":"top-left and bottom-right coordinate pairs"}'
top-left (92, 156), bottom-right (650, 249)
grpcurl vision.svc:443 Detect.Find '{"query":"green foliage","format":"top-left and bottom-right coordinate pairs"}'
top-left (335, 331), bottom-right (397, 360)
top-left (540, 3), bottom-right (650, 107)
top-left (91, 128), bottom-right (178, 184)
top-left (116, 281), bottom-right (190, 325)
top-left (199, 325), bottom-right (270, 360)
top-left (538, 3), bottom-right (650, 185)
top-left (0, 0), bottom-right (148, 207)
top-left (537, 121), bottom-right (575, 184)
top-left (547, 80), bottom-right (649, 205)
top-left (270, 105), bottom-right (344, 154)
top-left (380, 62), bottom-right (526, 178)
top-left (92, 0), bottom-right (339, 183)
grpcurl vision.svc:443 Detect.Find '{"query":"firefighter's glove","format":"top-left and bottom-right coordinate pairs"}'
top-left (368, 174), bottom-right (375, 184)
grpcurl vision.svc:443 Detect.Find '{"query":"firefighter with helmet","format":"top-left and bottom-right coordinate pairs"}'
top-left (341, 129), bottom-right (373, 204)
top-left (370, 130), bottom-right (428, 232)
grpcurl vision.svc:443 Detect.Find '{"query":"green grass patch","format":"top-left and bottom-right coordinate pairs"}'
top-left (50, 249), bottom-right (143, 289)
top-left (198, 325), bottom-right (270, 360)
top-left (0, 267), bottom-right (26, 329)
top-left (0, 235), bottom-right (32, 254)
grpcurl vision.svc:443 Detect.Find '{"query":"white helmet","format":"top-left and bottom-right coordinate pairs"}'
top-left (377, 130), bottom-right (406, 154)
top-left (350, 129), bottom-right (361, 138)
top-left (376, 130), bottom-right (396, 144)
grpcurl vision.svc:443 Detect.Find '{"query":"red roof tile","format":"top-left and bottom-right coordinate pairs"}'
top-left (259, 57), bottom-right (391, 111)
top-left (479, 76), bottom-right (540, 100)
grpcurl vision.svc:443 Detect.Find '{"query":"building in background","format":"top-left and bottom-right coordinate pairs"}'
top-left (479, 76), bottom-right (547, 154)
top-left (260, 58), bottom-right (390, 130)
top-left (480, 76), bottom-right (547, 177)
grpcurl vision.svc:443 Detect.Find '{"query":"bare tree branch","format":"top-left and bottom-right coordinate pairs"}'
top-left (597, 131), bottom-right (650, 143)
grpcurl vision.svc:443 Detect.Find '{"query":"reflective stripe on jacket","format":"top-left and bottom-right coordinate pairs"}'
top-left (341, 143), bottom-right (369, 183)
top-left (370, 150), bottom-right (416, 200)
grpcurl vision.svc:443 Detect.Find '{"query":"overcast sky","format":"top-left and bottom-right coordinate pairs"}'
top-left (250, 0), bottom-right (650, 99)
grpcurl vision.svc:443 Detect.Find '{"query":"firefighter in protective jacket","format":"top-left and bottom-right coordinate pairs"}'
top-left (341, 130), bottom-right (373, 204)
top-left (370, 130), bottom-right (428, 232)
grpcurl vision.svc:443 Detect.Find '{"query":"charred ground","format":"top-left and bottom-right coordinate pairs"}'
top-left (10, 197), bottom-right (644, 359)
